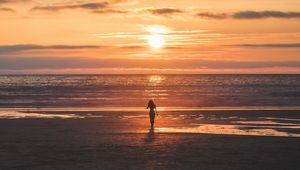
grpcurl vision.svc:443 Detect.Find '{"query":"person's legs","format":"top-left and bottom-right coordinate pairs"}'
top-left (150, 114), bottom-right (155, 129)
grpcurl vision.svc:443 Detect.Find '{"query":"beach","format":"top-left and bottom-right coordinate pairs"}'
top-left (0, 108), bottom-right (300, 170)
top-left (0, 75), bottom-right (300, 169)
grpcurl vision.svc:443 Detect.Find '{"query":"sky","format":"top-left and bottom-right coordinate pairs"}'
top-left (0, 0), bottom-right (300, 74)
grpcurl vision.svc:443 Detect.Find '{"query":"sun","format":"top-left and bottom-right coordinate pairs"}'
top-left (145, 25), bottom-right (168, 48)
top-left (147, 34), bottom-right (165, 48)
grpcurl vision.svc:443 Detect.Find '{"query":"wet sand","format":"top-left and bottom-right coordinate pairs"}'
top-left (0, 109), bottom-right (300, 169)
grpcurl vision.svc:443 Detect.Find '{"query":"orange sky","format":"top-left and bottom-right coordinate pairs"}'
top-left (0, 0), bottom-right (300, 74)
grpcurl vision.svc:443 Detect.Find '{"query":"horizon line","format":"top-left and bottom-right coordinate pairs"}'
top-left (1, 106), bottom-right (300, 111)
top-left (1, 73), bottom-right (300, 76)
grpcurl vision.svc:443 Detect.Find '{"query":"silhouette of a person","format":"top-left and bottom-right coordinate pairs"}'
top-left (147, 99), bottom-right (158, 129)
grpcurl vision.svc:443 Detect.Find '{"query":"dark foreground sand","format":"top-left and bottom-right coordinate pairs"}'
top-left (0, 110), bottom-right (300, 170)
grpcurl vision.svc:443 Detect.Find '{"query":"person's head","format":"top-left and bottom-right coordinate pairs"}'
top-left (149, 99), bottom-right (154, 104)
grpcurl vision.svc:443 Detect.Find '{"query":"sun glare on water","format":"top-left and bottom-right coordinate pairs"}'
top-left (149, 75), bottom-right (165, 86)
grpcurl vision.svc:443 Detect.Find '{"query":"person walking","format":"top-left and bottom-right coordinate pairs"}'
top-left (147, 99), bottom-right (158, 129)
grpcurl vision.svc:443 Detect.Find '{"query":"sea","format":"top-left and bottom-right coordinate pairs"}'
top-left (1, 74), bottom-right (300, 137)
top-left (0, 74), bottom-right (299, 108)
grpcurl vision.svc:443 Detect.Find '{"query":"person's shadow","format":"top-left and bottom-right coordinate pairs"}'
top-left (145, 128), bottom-right (155, 143)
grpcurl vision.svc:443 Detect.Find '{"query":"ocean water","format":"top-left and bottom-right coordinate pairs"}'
top-left (0, 74), bottom-right (300, 108)
top-left (1, 74), bottom-right (300, 137)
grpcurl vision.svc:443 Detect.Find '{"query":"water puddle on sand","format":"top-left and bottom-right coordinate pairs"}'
top-left (233, 120), bottom-right (300, 126)
top-left (155, 116), bottom-right (300, 137)
top-left (263, 117), bottom-right (300, 122)
top-left (0, 111), bottom-right (85, 119)
top-left (1, 109), bottom-right (300, 137)
top-left (122, 115), bottom-right (148, 119)
top-left (156, 124), bottom-right (300, 137)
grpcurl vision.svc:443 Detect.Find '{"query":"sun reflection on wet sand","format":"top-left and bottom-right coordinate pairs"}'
top-left (0, 111), bottom-right (84, 119)
top-left (1, 109), bottom-right (300, 137)
top-left (156, 124), bottom-right (300, 137)
top-left (233, 120), bottom-right (300, 126)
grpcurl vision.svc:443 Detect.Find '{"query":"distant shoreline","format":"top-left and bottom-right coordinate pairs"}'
top-left (1, 106), bottom-right (300, 111)
top-left (1, 74), bottom-right (300, 76)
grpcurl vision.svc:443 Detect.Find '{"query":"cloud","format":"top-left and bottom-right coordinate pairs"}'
top-left (0, 7), bottom-right (14, 12)
top-left (31, 2), bottom-right (109, 12)
top-left (0, 44), bottom-right (101, 53)
top-left (233, 11), bottom-right (300, 19)
top-left (1, 57), bottom-right (300, 70)
top-left (196, 11), bottom-right (300, 19)
top-left (196, 12), bottom-right (227, 19)
top-left (92, 8), bottom-right (128, 14)
top-left (142, 7), bottom-right (184, 17)
top-left (0, 0), bottom-right (30, 4)
top-left (29, 2), bottom-right (300, 20)
top-left (30, 0), bottom-right (129, 13)
top-left (0, 0), bottom-right (30, 12)
top-left (236, 43), bottom-right (300, 48)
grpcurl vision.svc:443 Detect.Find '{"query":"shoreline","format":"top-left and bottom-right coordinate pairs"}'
top-left (0, 109), bottom-right (300, 137)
